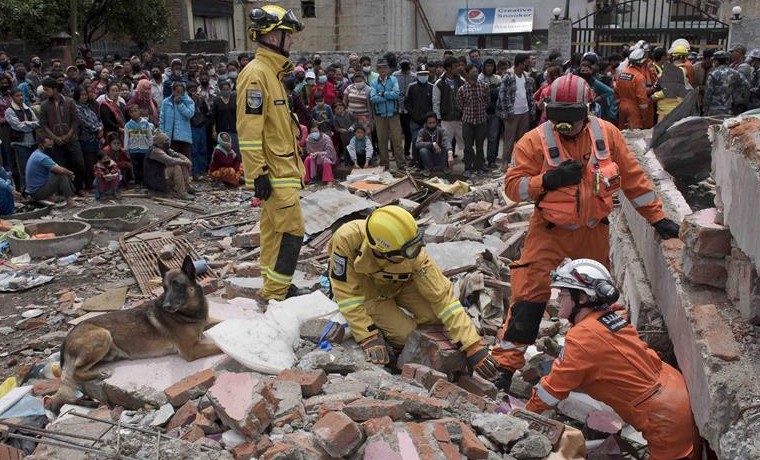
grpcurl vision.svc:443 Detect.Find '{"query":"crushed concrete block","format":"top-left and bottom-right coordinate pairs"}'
top-left (297, 347), bottom-right (363, 374)
top-left (538, 318), bottom-right (560, 338)
top-left (424, 224), bottom-right (459, 244)
top-left (150, 403), bottom-right (175, 427)
top-left (343, 398), bottom-right (406, 422)
top-left (318, 400), bottom-right (346, 418)
top-left (397, 327), bottom-right (468, 377)
top-left (510, 431), bottom-right (552, 459)
top-left (470, 413), bottom-right (529, 447)
top-left (164, 369), bottom-right (216, 407)
top-left (299, 318), bottom-right (330, 343)
top-left (231, 223), bottom-right (260, 249)
top-left (679, 208), bottom-right (731, 257)
top-left (312, 411), bottom-right (364, 457)
top-left (322, 378), bottom-right (368, 395)
top-left (681, 248), bottom-right (727, 289)
top-left (207, 373), bottom-right (274, 439)
top-left (276, 368), bottom-right (327, 397)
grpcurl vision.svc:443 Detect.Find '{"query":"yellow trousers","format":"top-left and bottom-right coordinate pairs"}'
top-left (259, 187), bottom-right (304, 300)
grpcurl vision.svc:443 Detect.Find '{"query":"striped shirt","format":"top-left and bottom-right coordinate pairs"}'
top-left (343, 84), bottom-right (372, 117)
top-left (456, 81), bottom-right (489, 125)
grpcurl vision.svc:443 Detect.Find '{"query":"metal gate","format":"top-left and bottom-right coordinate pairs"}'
top-left (572, 0), bottom-right (729, 57)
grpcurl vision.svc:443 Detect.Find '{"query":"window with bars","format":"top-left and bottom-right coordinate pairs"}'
top-left (302, 0), bottom-right (316, 18)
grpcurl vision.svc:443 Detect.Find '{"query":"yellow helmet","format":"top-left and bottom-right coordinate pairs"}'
top-left (248, 5), bottom-right (304, 41)
top-left (365, 206), bottom-right (423, 259)
top-left (669, 39), bottom-right (690, 54)
top-left (670, 44), bottom-right (690, 57)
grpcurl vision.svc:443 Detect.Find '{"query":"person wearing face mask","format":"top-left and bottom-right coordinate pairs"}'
top-left (303, 123), bottom-right (337, 185)
top-left (226, 62), bottom-right (239, 89)
top-left (343, 73), bottom-right (373, 143)
top-left (577, 60), bottom-right (615, 123)
top-left (360, 56), bottom-right (379, 84)
top-left (298, 70), bottom-right (316, 108)
top-left (311, 53), bottom-right (322, 75)
top-left (210, 80), bottom-right (238, 153)
top-left (490, 75), bottom-right (682, 391)
top-left (370, 60), bottom-right (405, 170)
top-left (404, 65), bottom-right (434, 168)
top-left (163, 59), bottom-right (187, 99)
top-left (309, 69), bottom-right (336, 108)
top-left (149, 66), bottom-right (165, 107)
top-left (197, 69), bottom-right (218, 107)
top-left (526, 259), bottom-right (700, 460)
top-left (468, 48), bottom-right (482, 72)
top-left (392, 56), bottom-right (416, 160)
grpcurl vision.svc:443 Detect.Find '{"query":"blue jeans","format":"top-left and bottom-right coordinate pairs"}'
top-left (486, 114), bottom-right (502, 164)
top-left (191, 127), bottom-right (208, 176)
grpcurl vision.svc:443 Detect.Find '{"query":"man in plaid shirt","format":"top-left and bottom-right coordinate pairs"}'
top-left (456, 63), bottom-right (489, 177)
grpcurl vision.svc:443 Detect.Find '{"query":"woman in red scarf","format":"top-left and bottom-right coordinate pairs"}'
top-left (127, 79), bottom-right (159, 126)
top-left (99, 83), bottom-right (126, 138)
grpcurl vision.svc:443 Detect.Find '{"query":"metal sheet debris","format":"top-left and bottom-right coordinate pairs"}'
top-left (300, 188), bottom-right (379, 235)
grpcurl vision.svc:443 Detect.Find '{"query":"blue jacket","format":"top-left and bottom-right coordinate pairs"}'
top-left (160, 95), bottom-right (195, 144)
top-left (370, 75), bottom-right (400, 118)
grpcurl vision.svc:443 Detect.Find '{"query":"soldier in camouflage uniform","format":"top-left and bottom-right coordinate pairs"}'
top-left (747, 49), bottom-right (760, 110)
top-left (704, 51), bottom-right (750, 116)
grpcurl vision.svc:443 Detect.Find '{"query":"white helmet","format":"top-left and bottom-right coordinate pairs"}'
top-left (628, 48), bottom-right (646, 64)
top-left (550, 258), bottom-right (619, 304)
top-left (669, 38), bottom-right (691, 54)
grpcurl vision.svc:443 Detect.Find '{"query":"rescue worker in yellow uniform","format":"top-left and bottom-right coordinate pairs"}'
top-left (651, 43), bottom-right (692, 120)
top-left (237, 5), bottom-right (306, 301)
top-left (491, 74), bottom-right (681, 391)
top-left (526, 258), bottom-right (701, 460)
top-left (615, 49), bottom-right (650, 130)
top-left (327, 205), bottom-right (498, 380)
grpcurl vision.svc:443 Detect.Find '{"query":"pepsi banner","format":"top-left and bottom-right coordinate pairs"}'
top-left (455, 7), bottom-right (534, 35)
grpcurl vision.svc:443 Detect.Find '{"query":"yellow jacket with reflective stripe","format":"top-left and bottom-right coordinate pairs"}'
top-left (236, 47), bottom-right (304, 189)
top-left (327, 220), bottom-right (481, 351)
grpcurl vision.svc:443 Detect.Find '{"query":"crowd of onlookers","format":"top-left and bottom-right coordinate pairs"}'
top-left (0, 41), bottom-right (758, 215)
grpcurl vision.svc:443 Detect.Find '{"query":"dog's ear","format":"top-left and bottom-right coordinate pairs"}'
top-left (158, 257), bottom-right (170, 279)
top-left (181, 255), bottom-right (197, 280)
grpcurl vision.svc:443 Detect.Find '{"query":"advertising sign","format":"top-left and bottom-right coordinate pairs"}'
top-left (455, 7), bottom-right (534, 35)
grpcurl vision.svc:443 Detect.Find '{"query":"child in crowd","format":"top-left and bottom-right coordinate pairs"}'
top-left (0, 167), bottom-right (16, 215)
top-left (347, 125), bottom-right (373, 168)
top-left (123, 104), bottom-right (154, 185)
top-left (93, 151), bottom-right (121, 200)
top-left (209, 132), bottom-right (243, 187)
top-left (102, 132), bottom-right (132, 186)
top-left (310, 93), bottom-right (334, 136)
top-left (303, 123), bottom-right (337, 185)
top-left (332, 101), bottom-right (354, 163)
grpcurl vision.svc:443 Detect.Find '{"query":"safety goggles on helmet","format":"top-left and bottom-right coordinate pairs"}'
top-left (370, 229), bottom-right (424, 260)
top-left (249, 8), bottom-right (304, 33)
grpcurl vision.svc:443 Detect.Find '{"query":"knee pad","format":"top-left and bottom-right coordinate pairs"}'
top-left (504, 301), bottom-right (547, 344)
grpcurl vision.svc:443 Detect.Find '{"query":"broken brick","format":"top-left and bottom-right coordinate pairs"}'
top-left (164, 369), bottom-right (216, 407)
top-left (166, 400), bottom-right (198, 431)
top-left (193, 413), bottom-right (221, 435)
top-left (276, 368), bottom-right (327, 397)
top-left (401, 363), bottom-right (425, 380)
top-left (382, 390), bottom-right (450, 419)
top-left (343, 398), bottom-right (406, 422)
top-left (303, 392), bottom-right (363, 412)
top-left (401, 363), bottom-right (448, 390)
top-left (363, 416), bottom-right (396, 437)
top-left (234, 262), bottom-right (261, 277)
top-left (679, 208), bottom-right (731, 257)
top-left (207, 372), bottom-right (274, 439)
top-left (259, 443), bottom-right (297, 460)
top-left (201, 406), bottom-right (218, 422)
top-left (681, 248), bottom-right (727, 289)
top-left (397, 327), bottom-right (468, 376)
top-left (312, 411), bottom-right (364, 457)
top-left (693, 304), bottom-right (741, 362)
top-left (456, 375), bottom-right (498, 399)
top-left (429, 380), bottom-right (497, 413)
top-left (318, 400), bottom-right (346, 418)
top-left (179, 425), bottom-right (205, 443)
top-left (231, 443), bottom-right (257, 460)
top-left (457, 422), bottom-right (489, 459)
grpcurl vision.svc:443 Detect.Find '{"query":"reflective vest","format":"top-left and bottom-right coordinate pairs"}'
top-left (536, 117), bottom-right (621, 229)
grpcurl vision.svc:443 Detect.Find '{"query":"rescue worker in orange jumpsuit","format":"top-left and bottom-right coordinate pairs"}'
top-left (491, 74), bottom-right (681, 390)
top-left (526, 258), bottom-right (701, 460)
top-left (615, 49), bottom-right (651, 130)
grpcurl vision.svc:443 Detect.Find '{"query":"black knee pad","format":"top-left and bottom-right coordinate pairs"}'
top-left (273, 232), bottom-right (303, 277)
top-left (504, 301), bottom-right (547, 344)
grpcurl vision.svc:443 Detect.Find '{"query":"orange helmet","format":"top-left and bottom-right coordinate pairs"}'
top-left (545, 74), bottom-right (594, 124)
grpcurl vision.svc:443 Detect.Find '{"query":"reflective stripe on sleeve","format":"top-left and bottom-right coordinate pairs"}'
top-left (337, 296), bottom-right (365, 312)
top-left (438, 300), bottom-right (464, 322)
top-left (535, 382), bottom-right (561, 406)
top-left (518, 177), bottom-right (531, 201)
top-left (630, 191), bottom-right (656, 208)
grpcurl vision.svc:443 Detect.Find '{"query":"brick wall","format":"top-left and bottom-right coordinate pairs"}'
top-left (162, 0), bottom-right (192, 52)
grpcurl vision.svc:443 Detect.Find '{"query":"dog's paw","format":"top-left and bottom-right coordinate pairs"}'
top-left (98, 369), bottom-right (113, 379)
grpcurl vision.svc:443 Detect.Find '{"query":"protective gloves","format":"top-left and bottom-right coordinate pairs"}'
top-left (359, 334), bottom-right (390, 365)
top-left (652, 218), bottom-right (680, 239)
top-left (254, 174), bottom-right (272, 200)
top-left (542, 159), bottom-right (584, 190)
top-left (465, 345), bottom-right (499, 380)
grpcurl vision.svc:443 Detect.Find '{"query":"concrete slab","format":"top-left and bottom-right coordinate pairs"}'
top-left (80, 301), bottom-right (259, 410)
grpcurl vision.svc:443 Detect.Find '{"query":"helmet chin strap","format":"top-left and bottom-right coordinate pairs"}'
top-left (556, 117), bottom-right (589, 138)
top-left (258, 31), bottom-right (290, 58)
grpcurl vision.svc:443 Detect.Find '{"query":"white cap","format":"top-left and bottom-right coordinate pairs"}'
top-left (305, 70), bottom-right (316, 80)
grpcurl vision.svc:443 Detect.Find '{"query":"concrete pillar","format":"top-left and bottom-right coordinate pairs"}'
top-left (548, 19), bottom-right (572, 63)
top-left (728, 17), bottom-right (760, 51)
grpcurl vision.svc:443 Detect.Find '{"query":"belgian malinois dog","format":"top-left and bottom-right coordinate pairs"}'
top-left (45, 255), bottom-right (222, 412)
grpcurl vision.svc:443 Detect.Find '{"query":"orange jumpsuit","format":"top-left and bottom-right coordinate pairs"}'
top-left (681, 59), bottom-right (697, 88)
top-left (615, 65), bottom-right (650, 129)
top-left (492, 118), bottom-right (666, 371)
top-left (526, 307), bottom-right (700, 460)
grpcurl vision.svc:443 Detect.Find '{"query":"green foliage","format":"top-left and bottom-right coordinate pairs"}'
top-left (0, 0), bottom-right (169, 48)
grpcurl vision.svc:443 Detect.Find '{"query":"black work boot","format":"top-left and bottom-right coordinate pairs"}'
top-left (286, 284), bottom-right (313, 298)
top-left (494, 369), bottom-right (515, 395)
